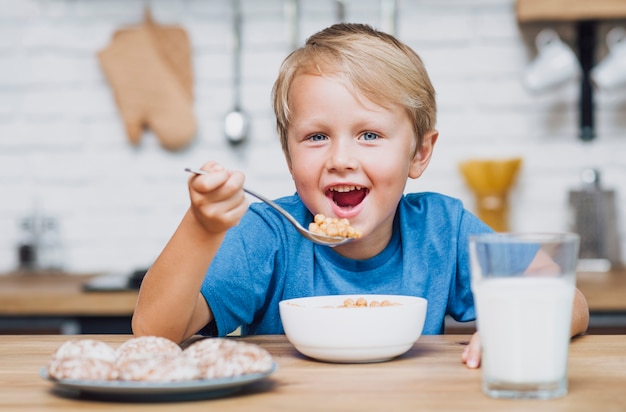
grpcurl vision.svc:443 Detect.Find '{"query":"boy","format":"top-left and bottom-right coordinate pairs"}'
top-left (132, 23), bottom-right (589, 368)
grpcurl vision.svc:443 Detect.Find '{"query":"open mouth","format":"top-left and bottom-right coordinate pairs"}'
top-left (328, 185), bottom-right (368, 208)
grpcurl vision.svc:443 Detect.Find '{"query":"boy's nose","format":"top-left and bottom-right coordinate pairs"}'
top-left (326, 138), bottom-right (358, 171)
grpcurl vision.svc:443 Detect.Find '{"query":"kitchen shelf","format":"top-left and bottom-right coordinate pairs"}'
top-left (517, 0), bottom-right (626, 22)
top-left (516, 0), bottom-right (626, 141)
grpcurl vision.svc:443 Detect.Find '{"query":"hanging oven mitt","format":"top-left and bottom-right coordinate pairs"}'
top-left (98, 10), bottom-right (196, 151)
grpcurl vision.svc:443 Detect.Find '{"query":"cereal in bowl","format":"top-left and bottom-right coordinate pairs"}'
top-left (338, 297), bottom-right (401, 308)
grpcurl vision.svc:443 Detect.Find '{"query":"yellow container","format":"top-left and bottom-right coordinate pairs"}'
top-left (459, 158), bottom-right (522, 232)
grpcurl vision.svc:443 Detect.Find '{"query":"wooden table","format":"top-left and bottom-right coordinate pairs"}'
top-left (0, 334), bottom-right (624, 411)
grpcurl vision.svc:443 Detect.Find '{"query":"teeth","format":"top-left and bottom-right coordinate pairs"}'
top-left (330, 185), bottom-right (362, 192)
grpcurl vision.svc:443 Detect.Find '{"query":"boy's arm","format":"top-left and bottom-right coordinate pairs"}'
top-left (132, 163), bottom-right (247, 344)
top-left (132, 209), bottom-right (221, 343)
top-left (571, 287), bottom-right (589, 336)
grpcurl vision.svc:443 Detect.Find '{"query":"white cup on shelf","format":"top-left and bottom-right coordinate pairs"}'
top-left (591, 27), bottom-right (626, 90)
top-left (523, 29), bottom-right (581, 92)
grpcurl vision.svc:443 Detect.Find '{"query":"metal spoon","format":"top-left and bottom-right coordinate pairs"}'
top-left (184, 168), bottom-right (355, 247)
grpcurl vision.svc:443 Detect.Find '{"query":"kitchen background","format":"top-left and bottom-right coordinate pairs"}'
top-left (0, 0), bottom-right (624, 274)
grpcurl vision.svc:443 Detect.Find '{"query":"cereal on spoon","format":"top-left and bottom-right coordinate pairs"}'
top-left (308, 214), bottom-right (362, 239)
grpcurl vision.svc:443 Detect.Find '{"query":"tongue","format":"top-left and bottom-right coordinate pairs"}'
top-left (333, 189), bottom-right (366, 208)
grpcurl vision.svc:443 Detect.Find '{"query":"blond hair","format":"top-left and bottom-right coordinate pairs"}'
top-left (272, 23), bottom-right (436, 157)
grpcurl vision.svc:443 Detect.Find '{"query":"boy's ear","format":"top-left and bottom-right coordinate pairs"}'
top-left (408, 129), bottom-right (439, 179)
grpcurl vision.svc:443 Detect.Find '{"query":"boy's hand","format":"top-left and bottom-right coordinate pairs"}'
top-left (188, 161), bottom-right (248, 234)
top-left (462, 332), bottom-right (481, 369)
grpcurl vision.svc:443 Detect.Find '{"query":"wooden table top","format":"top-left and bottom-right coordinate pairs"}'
top-left (0, 269), bottom-right (624, 316)
top-left (0, 334), bottom-right (624, 411)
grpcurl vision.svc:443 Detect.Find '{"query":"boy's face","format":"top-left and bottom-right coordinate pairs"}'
top-left (285, 73), bottom-right (436, 255)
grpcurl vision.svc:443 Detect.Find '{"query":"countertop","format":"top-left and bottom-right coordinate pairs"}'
top-left (0, 272), bottom-right (137, 316)
top-left (1, 270), bottom-right (624, 316)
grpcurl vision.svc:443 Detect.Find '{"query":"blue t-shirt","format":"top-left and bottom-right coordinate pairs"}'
top-left (200, 192), bottom-right (492, 337)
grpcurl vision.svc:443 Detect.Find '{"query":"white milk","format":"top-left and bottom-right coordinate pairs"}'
top-left (474, 277), bottom-right (575, 384)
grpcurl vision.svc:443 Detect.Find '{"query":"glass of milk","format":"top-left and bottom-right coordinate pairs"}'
top-left (469, 232), bottom-right (579, 399)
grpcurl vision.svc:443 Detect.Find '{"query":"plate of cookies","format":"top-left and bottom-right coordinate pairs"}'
top-left (41, 336), bottom-right (277, 401)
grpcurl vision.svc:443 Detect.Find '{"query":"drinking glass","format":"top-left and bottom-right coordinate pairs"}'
top-left (469, 232), bottom-right (580, 399)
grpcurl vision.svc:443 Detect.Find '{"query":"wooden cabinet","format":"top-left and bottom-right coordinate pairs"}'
top-left (2, 270), bottom-right (626, 334)
top-left (0, 272), bottom-right (137, 334)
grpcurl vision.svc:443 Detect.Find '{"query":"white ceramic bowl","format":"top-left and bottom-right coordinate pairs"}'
top-left (279, 294), bottom-right (428, 363)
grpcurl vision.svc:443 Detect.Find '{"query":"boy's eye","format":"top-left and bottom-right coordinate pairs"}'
top-left (307, 133), bottom-right (328, 142)
top-left (360, 131), bottom-right (380, 141)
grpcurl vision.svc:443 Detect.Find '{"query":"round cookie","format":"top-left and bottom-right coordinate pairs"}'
top-left (182, 338), bottom-right (273, 379)
top-left (182, 338), bottom-right (239, 368)
top-left (51, 339), bottom-right (116, 362)
top-left (48, 357), bottom-right (117, 381)
top-left (115, 335), bottom-right (182, 365)
top-left (117, 355), bottom-right (201, 382)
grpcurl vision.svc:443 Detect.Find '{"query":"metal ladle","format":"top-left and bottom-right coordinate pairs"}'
top-left (224, 0), bottom-right (249, 145)
top-left (185, 168), bottom-right (355, 247)
top-left (380, 0), bottom-right (397, 36)
top-left (284, 0), bottom-right (300, 51)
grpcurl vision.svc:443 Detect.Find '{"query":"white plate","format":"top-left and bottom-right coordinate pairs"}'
top-left (41, 362), bottom-right (277, 401)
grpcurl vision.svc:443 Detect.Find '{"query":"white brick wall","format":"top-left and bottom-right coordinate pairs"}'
top-left (1, 0), bottom-right (625, 273)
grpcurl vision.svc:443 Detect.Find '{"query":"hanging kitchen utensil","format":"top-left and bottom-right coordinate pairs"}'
top-left (284, 0), bottom-right (300, 51)
top-left (568, 168), bottom-right (622, 271)
top-left (335, 0), bottom-right (346, 22)
top-left (380, 0), bottom-right (397, 36)
top-left (224, 0), bottom-right (249, 145)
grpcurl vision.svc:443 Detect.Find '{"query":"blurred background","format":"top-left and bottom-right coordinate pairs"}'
top-left (1, 0), bottom-right (625, 275)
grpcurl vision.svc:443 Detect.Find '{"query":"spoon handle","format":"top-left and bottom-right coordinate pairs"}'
top-left (242, 187), bottom-right (305, 230)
